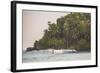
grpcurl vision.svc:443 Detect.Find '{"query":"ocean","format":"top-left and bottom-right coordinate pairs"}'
top-left (22, 50), bottom-right (91, 63)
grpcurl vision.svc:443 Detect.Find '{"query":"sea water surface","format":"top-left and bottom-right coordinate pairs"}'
top-left (22, 50), bottom-right (91, 63)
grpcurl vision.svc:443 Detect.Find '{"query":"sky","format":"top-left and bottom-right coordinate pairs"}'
top-left (22, 10), bottom-right (69, 50)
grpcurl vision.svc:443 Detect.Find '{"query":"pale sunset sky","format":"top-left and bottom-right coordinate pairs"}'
top-left (23, 10), bottom-right (69, 50)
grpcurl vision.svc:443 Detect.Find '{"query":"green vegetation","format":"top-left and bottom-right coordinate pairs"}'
top-left (37, 12), bottom-right (91, 51)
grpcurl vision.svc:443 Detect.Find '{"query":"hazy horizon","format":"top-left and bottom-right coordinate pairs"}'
top-left (22, 10), bottom-right (69, 50)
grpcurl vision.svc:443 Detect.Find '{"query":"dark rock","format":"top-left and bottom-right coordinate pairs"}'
top-left (26, 47), bottom-right (34, 51)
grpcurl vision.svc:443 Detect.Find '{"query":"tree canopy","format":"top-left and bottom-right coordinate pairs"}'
top-left (37, 12), bottom-right (91, 51)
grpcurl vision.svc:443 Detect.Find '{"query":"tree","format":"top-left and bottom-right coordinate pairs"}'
top-left (37, 12), bottom-right (91, 51)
